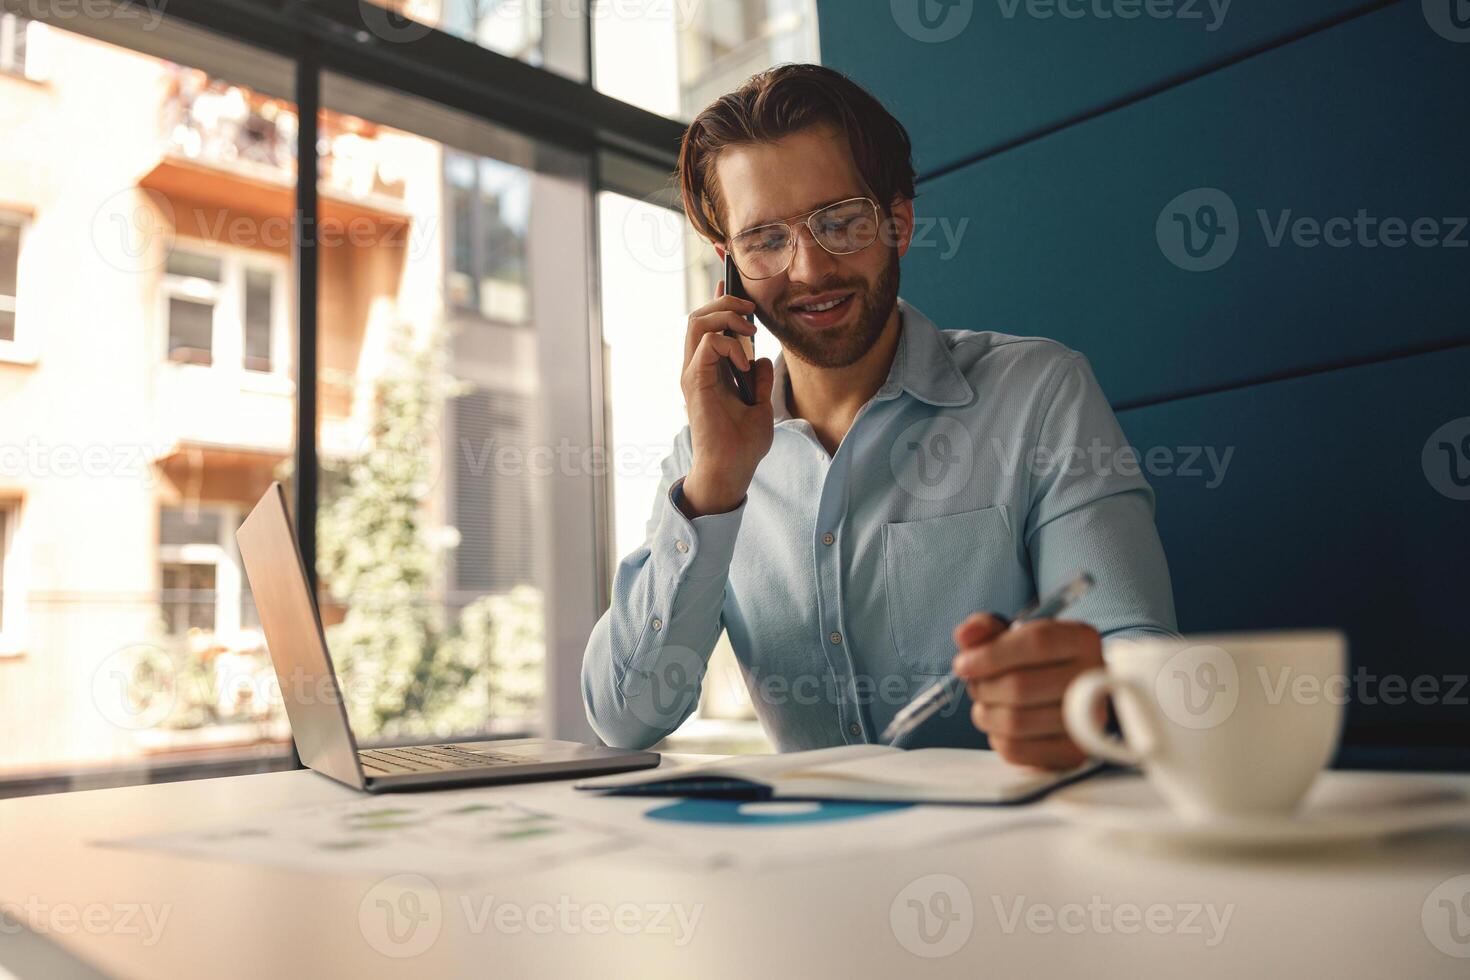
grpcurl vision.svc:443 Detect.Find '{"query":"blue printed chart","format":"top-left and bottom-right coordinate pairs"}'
top-left (644, 799), bottom-right (910, 826)
top-left (512, 786), bottom-right (1037, 872)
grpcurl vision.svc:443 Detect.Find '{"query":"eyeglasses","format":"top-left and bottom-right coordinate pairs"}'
top-left (727, 197), bottom-right (882, 280)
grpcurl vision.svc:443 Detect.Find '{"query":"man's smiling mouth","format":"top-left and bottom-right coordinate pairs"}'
top-left (789, 291), bottom-right (856, 322)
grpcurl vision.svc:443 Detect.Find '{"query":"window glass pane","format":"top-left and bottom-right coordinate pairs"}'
top-left (358, 0), bottom-right (586, 81)
top-left (0, 507), bottom-right (8, 633)
top-left (165, 249), bottom-right (222, 282)
top-left (596, 187), bottom-right (775, 754)
top-left (0, 24), bottom-right (296, 791)
top-left (445, 151), bottom-right (531, 323)
top-left (449, 388), bottom-right (536, 593)
top-left (0, 220), bottom-right (19, 297)
top-left (161, 563), bottom-right (217, 635)
top-left (0, 14), bottom-right (27, 75)
top-left (594, 0), bottom-right (819, 121)
top-left (244, 267), bottom-right (273, 372)
top-left (159, 507), bottom-right (222, 547)
top-left (167, 296), bottom-right (215, 364)
top-left (316, 74), bottom-right (594, 747)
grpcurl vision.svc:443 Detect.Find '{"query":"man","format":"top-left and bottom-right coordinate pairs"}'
top-left (582, 64), bottom-right (1176, 770)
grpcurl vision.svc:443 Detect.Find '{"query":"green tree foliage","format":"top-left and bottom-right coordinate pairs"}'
top-left (316, 324), bottom-right (543, 738)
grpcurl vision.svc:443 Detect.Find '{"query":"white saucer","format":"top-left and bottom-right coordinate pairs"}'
top-left (1045, 771), bottom-right (1470, 849)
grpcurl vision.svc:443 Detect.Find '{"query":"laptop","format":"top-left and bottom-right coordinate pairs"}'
top-left (236, 482), bottom-right (660, 792)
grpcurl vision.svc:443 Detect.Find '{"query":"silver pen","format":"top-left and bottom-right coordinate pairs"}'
top-left (880, 571), bottom-right (1096, 745)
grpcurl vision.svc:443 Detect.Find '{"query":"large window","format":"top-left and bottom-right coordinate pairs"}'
top-left (160, 246), bottom-right (287, 372)
top-left (311, 72), bottom-right (598, 750)
top-left (158, 506), bottom-right (252, 637)
top-left (0, 0), bottom-right (810, 795)
top-left (445, 151), bottom-right (531, 323)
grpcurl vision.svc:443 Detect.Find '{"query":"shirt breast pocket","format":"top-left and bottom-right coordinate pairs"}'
top-left (881, 505), bottom-right (1014, 677)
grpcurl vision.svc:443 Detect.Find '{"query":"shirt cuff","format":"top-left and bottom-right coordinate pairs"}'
top-left (662, 477), bottom-right (746, 578)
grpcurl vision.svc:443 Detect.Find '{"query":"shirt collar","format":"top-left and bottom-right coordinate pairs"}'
top-left (770, 297), bottom-right (975, 424)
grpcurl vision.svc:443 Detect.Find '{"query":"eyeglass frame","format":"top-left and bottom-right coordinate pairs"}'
top-left (724, 196), bottom-right (888, 281)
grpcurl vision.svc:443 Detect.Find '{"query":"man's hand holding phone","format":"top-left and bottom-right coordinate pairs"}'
top-left (679, 281), bottom-right (775, 519)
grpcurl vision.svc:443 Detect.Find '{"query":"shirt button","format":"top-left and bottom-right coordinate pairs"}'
top-left (652, 618), bottom-right (663, 631)
top-left (675, 540), bottom-right (689, 553)
top-left (848, 723), bottom-right (861, 737)
top-left (829, 631), bottom-right (842, 645)
top-left (821, 532), bottom-right (835, 546)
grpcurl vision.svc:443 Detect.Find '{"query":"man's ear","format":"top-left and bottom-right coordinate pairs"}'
top-left (714, 242), bottom-right (727, 262)
top-left (889, 197), bottom-right (916, 259)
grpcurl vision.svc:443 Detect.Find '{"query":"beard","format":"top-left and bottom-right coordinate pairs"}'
top-left (755, 246), bottom-right (901, 370)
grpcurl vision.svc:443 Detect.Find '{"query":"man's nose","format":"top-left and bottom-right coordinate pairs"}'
top-left (786, 222), bottom-right (841, 285)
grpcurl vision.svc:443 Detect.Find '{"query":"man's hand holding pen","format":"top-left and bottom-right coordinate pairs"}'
top-left (951, 614), bottom-right (1105, 771)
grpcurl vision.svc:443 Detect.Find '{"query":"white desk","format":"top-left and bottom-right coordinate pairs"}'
top-left (1, 762), bottom-right (1468, 979)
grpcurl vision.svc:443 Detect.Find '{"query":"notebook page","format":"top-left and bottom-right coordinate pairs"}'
top-left (576, 743), bottom-right (895, 790)
top-left (778, 748), bottom-right (1090, 799)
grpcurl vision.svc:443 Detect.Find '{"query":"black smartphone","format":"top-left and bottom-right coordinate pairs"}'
top-left (723, 253), bottom-right (758, 406)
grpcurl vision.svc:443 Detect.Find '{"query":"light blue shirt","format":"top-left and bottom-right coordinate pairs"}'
top-left (582, 299), bottom-right (1177, 751)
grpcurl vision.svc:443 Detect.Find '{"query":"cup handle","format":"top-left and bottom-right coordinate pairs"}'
top-left (1063, 669), bottom-right (1151, 767)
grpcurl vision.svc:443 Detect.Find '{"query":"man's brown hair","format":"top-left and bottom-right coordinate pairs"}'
top-left (676, 63), bottom-right (917, 245)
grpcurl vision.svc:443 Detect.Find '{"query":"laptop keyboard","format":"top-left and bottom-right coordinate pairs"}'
top-left (359, 744), bottom-right (539, 776)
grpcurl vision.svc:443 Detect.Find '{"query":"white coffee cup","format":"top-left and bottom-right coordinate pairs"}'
top-left (1062, 630), bottom-right (1346, 820)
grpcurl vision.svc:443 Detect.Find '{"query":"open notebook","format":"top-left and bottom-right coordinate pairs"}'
top-left (575, 745), bottom-right (1104, 805)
